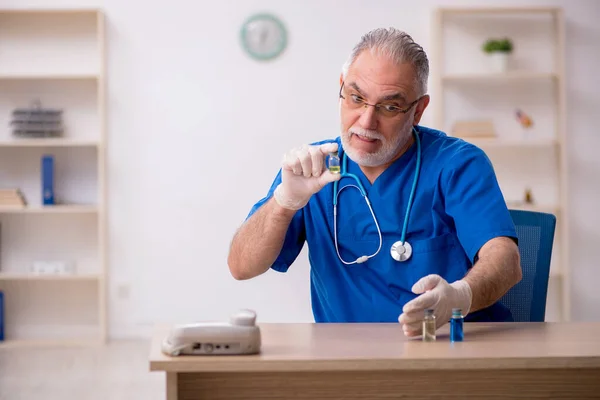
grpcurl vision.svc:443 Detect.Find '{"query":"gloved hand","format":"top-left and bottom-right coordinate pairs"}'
top-left (273, 143), bottom-right (341, 210)
top-left (398, 274), bottom-right (472, 337)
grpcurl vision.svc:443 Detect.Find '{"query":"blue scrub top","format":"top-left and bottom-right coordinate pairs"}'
top-left (246, 125), bottom-right (517, 323)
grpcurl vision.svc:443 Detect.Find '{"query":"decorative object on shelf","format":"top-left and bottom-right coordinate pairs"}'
top-left (240, 13), bottom-right (287, 61)
top-left (482, 37), bottom-right (513, 73)
top-left (515, 108), bottom-right (534, 128)
top-left (506, 189), bottom-right (535, 209)
top-left (41, 155), bottom-right (55, 205)
top-left (524, 188), bottom-right (534, 204)
top-left (0, 189), bottom-right (27, 207)
top-left (10, 99), bottom-right (63, 138)
top-left (451, 119), bottom-right (496, 138)
top-left (30, 260), bottom-right (76, 276)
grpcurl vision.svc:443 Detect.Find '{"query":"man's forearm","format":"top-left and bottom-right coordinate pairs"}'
top-left (227, 197), bottom-right (297, 280)
top-left (463, 236), bottom-right (522, 313)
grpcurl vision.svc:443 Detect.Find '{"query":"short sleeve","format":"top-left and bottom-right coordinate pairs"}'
top-left (441, 144), bottom-right (517, 263)
top-left (245, 170), bottom-right (306, 273)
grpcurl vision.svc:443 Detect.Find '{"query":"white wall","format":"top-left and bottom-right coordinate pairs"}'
top-left (2, 0), bottom-right (599, 338)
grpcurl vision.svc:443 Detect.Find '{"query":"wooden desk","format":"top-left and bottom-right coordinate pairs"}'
top-left (149, 322), bottom-right (600, 399)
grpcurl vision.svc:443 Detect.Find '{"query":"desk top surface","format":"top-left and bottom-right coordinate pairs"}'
top-left (149, 322), bottom-right (600, 373)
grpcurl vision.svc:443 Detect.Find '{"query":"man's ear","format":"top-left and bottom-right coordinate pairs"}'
top-left (339, 73), bottom-right (343, 86)
top-left (413, 95), bottom-right (430, 126)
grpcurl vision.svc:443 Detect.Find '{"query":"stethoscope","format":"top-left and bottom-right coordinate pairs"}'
top-left (332, 127), bottom-right (422, 265)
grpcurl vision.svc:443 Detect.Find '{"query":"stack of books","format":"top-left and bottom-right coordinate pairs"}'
top-left (10, 100), bottom-right (63, 138)
top-left (0, 189), bottom-right (27, 208)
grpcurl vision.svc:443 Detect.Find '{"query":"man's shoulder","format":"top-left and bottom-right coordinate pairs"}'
top-left (417, 125), bottom-right (487, 163)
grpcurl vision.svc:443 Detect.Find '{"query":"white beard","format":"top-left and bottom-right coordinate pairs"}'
top-left (341, 117), bottom-right (414, 167)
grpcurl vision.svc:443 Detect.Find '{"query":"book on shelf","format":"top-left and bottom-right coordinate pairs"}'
top-left (0, 189), bottom-right (27, 207)
top-left (451, 119), bottom-right (496, 139)
top-left (42, 155), bottom-right (55, 205)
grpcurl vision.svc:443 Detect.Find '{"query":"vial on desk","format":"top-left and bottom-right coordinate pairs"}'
top-left (450, 308), bottom-right (464, 342)
top-left (422, 309), bottom-right (436, 342)
top-left (328, 152), bottom-right (340, 174)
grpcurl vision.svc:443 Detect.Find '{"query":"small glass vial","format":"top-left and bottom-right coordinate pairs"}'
top-left (422, 309), bottom-right (436, 342)
top-left (450, 308), bottom-right (464, 342)
top-left (328, 152), bottom-right (340, 174)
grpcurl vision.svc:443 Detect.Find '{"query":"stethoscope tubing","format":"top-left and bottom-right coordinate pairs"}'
top-left (332, 127), bottom-right (421, 264)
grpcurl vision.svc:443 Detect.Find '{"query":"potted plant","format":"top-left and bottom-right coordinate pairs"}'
top-left (482, 38), bottom-right (513, 73)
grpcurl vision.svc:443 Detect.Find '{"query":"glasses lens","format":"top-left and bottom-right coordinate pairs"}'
top-left (377, 105), bottom-right (401, 118)
top-left (340, 84), bottom-right (414, 118)
top-left (342, 92), bottom-right (365, 110)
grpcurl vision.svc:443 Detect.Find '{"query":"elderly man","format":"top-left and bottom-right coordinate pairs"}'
top-left (227, 28), bottom-right (522, 337)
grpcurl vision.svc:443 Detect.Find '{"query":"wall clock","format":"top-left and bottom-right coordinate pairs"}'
top-left (240, 13), bottom-right (287, 61)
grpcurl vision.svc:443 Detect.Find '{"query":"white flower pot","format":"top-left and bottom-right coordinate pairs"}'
top-left (489, 52), bottom-right (509, 73)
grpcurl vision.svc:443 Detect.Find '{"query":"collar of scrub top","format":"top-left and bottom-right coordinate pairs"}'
top-left (332, 127), bottom-right (422, 265)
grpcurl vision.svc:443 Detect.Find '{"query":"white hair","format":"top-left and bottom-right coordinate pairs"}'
top-left (342, 28), bottom-right (429, 96)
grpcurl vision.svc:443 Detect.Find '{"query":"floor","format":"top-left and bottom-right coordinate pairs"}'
top-left (0, 340), bottom-right (165, 400)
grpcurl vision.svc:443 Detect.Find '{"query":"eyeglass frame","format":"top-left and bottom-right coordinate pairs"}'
top-left (338, 81), bottom-right (423, 117)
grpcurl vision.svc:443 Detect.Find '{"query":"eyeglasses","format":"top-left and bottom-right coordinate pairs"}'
top-left (339, 81), bottom-right (421, 118)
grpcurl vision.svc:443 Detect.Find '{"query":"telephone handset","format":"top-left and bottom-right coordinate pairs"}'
top-left (161, 309), bottom-right (261, 356)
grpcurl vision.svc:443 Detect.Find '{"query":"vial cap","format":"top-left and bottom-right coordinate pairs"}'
top-left (424, 309), bottom-right (434, 316)
top-left (452, 308), bottom-right (462, 316)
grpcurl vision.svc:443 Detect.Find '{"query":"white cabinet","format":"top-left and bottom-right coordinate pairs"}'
top-left (432, 7), bottom-right (569, 321)
top-left (0, 9), bottom-right (107, 346)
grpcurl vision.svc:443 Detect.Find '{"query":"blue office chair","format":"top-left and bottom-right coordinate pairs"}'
top-left (498, 209), bottom-right (557, 322)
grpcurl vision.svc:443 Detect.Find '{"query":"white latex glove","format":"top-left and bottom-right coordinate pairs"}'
top-left (398, 274), bottom-right (472, 337)
top-left (273, 143), bottom-right (341, 210)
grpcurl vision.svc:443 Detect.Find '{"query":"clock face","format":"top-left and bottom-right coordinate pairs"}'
top-left (240, 13), bottom-right (287, 61)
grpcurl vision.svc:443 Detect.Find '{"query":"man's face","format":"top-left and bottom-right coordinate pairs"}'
top-left (340, 50), bottom-right (428, 167)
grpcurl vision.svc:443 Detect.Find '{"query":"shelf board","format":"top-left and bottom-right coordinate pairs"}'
top-left (0, 337), bottom-right (102, 348)
top-left (0, 138), bottom-right (99, 147)
top-left (0, 205), bottom-right (99, 214)
top-left (0, 273), bottom-right (100, 281)
top-left (438, 7), bottom-right (560, 15)
top-left (0, 8), bottom-right (101, 14)
top-left (442, 72), bottom-right (558, 82)
top-left (0, 72), bottom-right (99, 80)
top-left (463, 137), bottom-right (557, 148)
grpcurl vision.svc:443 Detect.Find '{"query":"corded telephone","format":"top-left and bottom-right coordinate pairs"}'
top-left (161, 309), bottom-right (261, 356)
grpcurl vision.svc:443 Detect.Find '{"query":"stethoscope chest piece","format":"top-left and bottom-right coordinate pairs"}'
top-left (390, 241), bottom-right (412, 262)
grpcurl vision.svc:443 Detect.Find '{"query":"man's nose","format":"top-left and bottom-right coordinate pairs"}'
top-left (358, 105), bottom-right (378, 130)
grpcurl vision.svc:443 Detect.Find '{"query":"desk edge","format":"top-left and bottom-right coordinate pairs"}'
top-left (149, 356), bottom-right (600, 373)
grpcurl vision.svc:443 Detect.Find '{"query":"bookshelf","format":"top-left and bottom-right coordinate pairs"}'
top-left (432, 7), bottom-right (569, 322)
top-left (0, 138), bottom-right (98, 147)
top-left (0, 9), bottom-right (106, 346)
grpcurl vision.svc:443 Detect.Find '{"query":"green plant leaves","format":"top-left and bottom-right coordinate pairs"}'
top-left (482, 38), bottom-right (513, 53)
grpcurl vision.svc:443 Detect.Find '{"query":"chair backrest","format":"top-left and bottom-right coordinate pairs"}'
top-left (498, 209), bottom-right (557, 322)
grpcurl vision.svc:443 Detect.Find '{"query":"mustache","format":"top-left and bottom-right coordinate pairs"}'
top-left (348, 127), bottom-right (384, 141)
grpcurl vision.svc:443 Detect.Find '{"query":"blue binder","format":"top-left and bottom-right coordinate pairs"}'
top-left (42, 155), bottom-right (54, 205)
